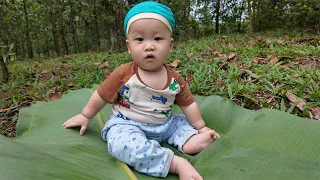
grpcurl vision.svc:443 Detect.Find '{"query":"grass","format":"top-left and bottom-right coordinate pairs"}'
top-left (1, 29), bottom-right (320, 137)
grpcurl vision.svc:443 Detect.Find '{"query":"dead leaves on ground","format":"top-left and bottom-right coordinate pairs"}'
top-left (98, 61), bottom-right (109, 68)
top-left (286, 92), bottom-right (320, 120)
top-left (170, 58), bottom-right (180, 68)
top-left (50, 88), bottom-right (62, 101)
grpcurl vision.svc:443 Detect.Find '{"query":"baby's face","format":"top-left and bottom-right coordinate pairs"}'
top-left (126, 18), bottom-right (173, 72)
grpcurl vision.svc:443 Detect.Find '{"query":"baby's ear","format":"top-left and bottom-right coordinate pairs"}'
top-left (169, 38), bottom-right (174, 52)
top-left (126, 39), bottom-right (131, 54)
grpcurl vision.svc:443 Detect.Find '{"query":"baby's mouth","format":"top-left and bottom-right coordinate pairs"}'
top-left (145, 54), bottom-right (155, 60)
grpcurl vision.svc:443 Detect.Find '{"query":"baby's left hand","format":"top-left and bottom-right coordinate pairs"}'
top-left (198, 126), bottom-right (220, 139)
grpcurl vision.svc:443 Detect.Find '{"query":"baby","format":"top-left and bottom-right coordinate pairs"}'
top-left (63, 1), bottom-right (219, 180)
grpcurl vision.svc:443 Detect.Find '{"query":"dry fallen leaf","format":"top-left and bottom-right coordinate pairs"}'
top-left (247, 40), bottom-right (255, 46)
top-left (277, 40), bottom-right (285, 45)
top-left (104, 70), bottom-right (112, 79)
top-left (93, 62), bottom-right (101, 65)
top-left (66, 83), bottom-right (78, 87)
top-left (51, 88), bottom-right (62, 101)
top-left (253, 58), bottom-right (268, 64)
top-left (170, 58), bottom-right (180, 68)
top-left (309, 107), bottom-right (320, 120)
top-left (243, 69), bottom-right (260, 79)
top-left (187, 52), bottom-right (193, 57)
top-left (40, 69), bottom-right (51, 75)
top-left (99, 61), bottom-right (109, 68)
top-left (227, 43), bottom-right (233, 48)
top-left (286, 92), bottom-right (307, 111)
top-left (220, 36), bottom-right (228, 39)
top-left (286, 92), bottom-right (319, 120)
top-left (67, 65), bottom-right (77, 70)
top-left (213, 50), bottom-right (223, 57)
top-left (269, 54), bottom-right (278, 63)
top-left (186, 74), bottom-right (194, 83)
top-left (227, 53), bottom-right (236, 61)
top-left (266, 40), bottom-right (273, 48)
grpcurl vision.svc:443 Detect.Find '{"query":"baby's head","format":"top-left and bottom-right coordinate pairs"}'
top-left (124, 1), bottom-right (175, 37)
top-left (124, 1), bottom-right (175, 72)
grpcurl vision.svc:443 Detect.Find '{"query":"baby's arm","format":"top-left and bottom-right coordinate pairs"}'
top-left (180, 102), bottom-right (220, 154)
top-left (180, 102), bottom-right (219, 137)
top-left (62, 90), bottom-right (106, 135)
top-left (179, 102), bottom-right (206, 130)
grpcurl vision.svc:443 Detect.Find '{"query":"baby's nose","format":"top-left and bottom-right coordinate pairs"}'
top-left (144, 42), bottom-right (155, 51)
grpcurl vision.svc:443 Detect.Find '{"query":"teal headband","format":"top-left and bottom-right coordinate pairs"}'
top-left (124, 1), bottom-right (175, 37)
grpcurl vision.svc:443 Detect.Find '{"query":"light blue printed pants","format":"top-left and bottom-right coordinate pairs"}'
top-left (101, 114), bottom-right (198, 178)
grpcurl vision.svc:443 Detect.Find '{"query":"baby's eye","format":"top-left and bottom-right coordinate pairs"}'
top-left (135, 37), bottom-right (143, 41)
top-left (154, 37), bottom-right (162, 41)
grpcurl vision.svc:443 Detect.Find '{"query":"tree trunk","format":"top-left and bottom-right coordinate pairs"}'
top-left (22, 40), bottom-right (25, 58)
top-left (93, 0), bottom-right (101, 50)
top-left (48, 0), bottom-right (60, 56)
top-left (238, 0), bottom-right (245, 32)
top-left (23, 0), bottom-right (33, 59)
top-left (183, 0), bottom-right (191, 24)
top-left (46, 36), bottom-right (50, 57)
top-left (257, 0), bottom-right (261, 31)
top-left (116, 0), bottom-right (126, 51)
top-left (84, 19), bottom-right (90, 52)
top-left (34, 27), bottom-right (40, 58)
top-left (215, 0), bottom-right (220, 34)
top-left (186, 0), bottom-right (190, 21)
top-left (68, 0), bottom-right (79, 53)
top-left (252, 0), bottom-right (256, 32)
top-left (56, 0), bottom-right (68, 55)
top-left (247, 0), bottom-right (253, 35)
top-left (0, 57), bottom-right (9, 82)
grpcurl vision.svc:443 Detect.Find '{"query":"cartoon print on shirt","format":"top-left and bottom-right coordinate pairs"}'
top-left (118, 99), bottom-right (131, 109)
top-left (116, 111), bottom-right (131, 120)
top-left (151, 95), bottom-right (167, 104)
top-left (154, 109), bottom-right (171, 117)
top-left (169, 79), bottom-right (179, 91)
top-left (120, 85), bottom-right (133, 104)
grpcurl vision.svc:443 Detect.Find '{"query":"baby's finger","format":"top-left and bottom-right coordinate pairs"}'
top-left (63, 120), bottom-right (78, 128)
top-left (80, 125), bottom-right (87, 135)
top-left (214, 132), bottom-right (220, 138)
top-left (62, 119), bottom-right (73, 127)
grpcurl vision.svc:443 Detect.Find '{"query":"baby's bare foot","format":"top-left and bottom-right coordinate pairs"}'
top-left (182, 130), bottom-right (216, 154)
top-left (169, 155), bottom-right (203, 180)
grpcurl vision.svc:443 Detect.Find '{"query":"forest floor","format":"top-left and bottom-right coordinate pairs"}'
top-left (1, 30), bottom-right (320, 137)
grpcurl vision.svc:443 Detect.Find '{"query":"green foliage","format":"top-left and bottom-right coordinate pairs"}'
top-left (0, 44), bottom-right (15, 58)
top-left (1, 88), bottom-right (320, 179)
top-left (1, 30), bottom-right (320, 137)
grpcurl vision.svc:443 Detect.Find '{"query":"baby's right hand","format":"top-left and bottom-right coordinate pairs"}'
top-left (62, 114), bottom-right (90, 135)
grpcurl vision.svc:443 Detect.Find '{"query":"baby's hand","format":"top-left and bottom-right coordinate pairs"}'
top-left (62, 114), bottom-right (90, 135)
top-left (198, 126), bottom-right (220, 139)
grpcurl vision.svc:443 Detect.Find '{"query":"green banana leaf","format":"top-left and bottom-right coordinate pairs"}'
top-left (1, 87), bottom-right (319, 180)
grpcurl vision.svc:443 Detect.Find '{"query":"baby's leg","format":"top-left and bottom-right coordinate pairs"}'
top-left (166, 114), bottom-right (216, 155)
top-left (169, 155), bottom-right (203, 180)
top-left (182, 129), bottom-right (216, 154)
top-left (103, 124), bottom-right (174, 178)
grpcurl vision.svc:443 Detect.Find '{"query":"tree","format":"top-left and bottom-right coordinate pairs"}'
top-left (215, 0), bottom-right (220, 33)
top-left (247, 0), bottom-right (253, 35)
top-left (68, 0), bottom-right (79, 53)
top-left (93, 0), bottom-right (101, 50)
top-left (0, 44), bottom-right (15, 82)
top-left (48, 0), bottom-right (60, 56)
top-left (56, 0), bottom-right (68, 55)
top-left (23, 0), bottom-right (33, 58)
